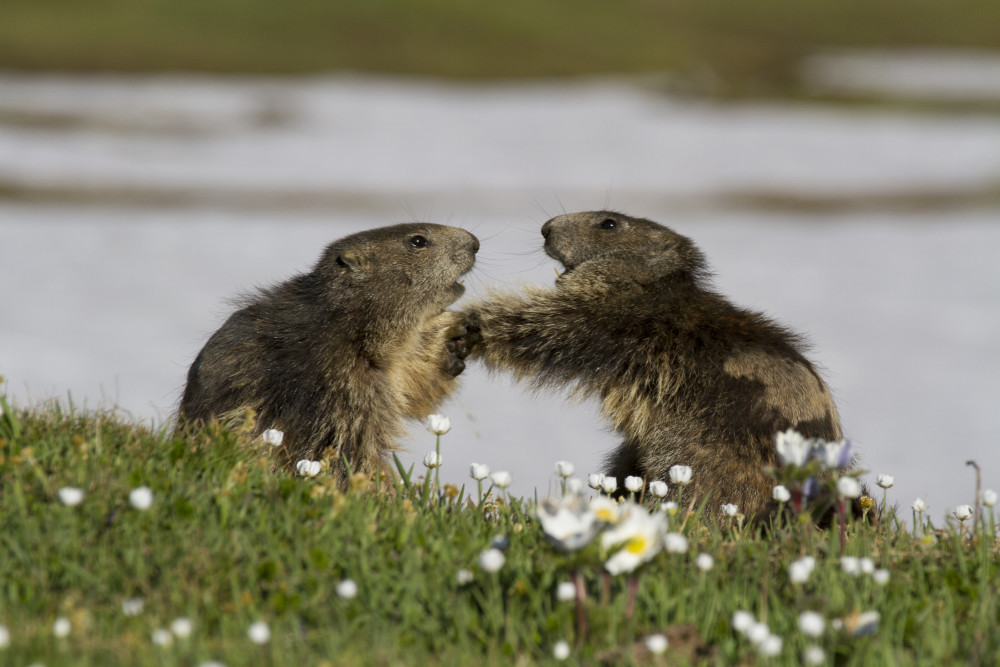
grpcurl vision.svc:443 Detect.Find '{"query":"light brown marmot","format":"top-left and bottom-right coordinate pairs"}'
top-left (467, 210), bottom-right (842, 518)
top-left (179, 223), bottom-right (479, 486)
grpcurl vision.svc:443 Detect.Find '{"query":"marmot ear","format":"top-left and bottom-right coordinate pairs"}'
top-left (337, 249), bottom-right (372, 272)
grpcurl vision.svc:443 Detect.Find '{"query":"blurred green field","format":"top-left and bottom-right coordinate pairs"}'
top-left (3, 0), bottom-right (999, 94)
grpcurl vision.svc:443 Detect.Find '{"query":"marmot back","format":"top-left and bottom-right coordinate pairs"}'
top-left (468, 210), bottom-right (842, 519)
top-left (179, 223), bottom-right (479, 487)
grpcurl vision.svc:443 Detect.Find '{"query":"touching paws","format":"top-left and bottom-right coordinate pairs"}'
top-left (443, 313), bottom-right (480, 377)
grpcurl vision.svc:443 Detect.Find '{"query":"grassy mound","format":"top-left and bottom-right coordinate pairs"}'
top-left (0, 395), bottom-right (997, 665)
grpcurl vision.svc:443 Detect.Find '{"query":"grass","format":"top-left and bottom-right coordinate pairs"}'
top-left (1, 392), bottom-right (998, 666)
top-left (2, 0), bottom-right (1000, 96)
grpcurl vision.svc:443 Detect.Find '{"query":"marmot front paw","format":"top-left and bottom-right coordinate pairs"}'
top-left (443, 316), bottom-right (472, 377)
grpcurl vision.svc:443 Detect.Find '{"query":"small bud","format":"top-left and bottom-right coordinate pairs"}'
top-left (624, 476), bottom-right (643, 492)
top-left (876, 473), bottom-right (894, 489)
top-left (261, 429), bottom-right (284, 446)
top-left (426, 414), bottom-right (451, 435)
top-left (772, 485), bottom-right (791, 503)
top-left (554, 460), bottom-right (575, 478)
top-left (668, 465), bottom-right (692, 486)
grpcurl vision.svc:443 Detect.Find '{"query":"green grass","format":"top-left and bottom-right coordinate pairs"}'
top-left (1, 394), bottom-right (998, 666)
top-left (2, 0), bottom-right (1000, 95)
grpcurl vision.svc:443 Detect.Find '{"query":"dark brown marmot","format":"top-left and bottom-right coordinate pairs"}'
top-left (179, 223), bottom-right (479, 486)
top-left (467, 210), bottom-right (842, 518)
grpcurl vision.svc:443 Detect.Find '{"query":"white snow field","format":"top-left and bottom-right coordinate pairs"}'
top-left (1, 72), bottom-right (999, 521)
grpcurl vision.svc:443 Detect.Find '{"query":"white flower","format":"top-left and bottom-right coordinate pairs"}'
top-left (815, 440), bottom-right (851, 469)
top-left (200, 662), bottom-right (226, 667)
top-left (170, 618), bottom-right (193, 639)
top-left (151, 629), bottom-right (173, 647)
top-left (789, 556), bottom-right (815, 584)
top-left (0, 624), bottom-right (8, 649)
top-left (872, 568), bottom-right (890, 585)
top-left (478, 548), bottom-right (505, 573)
top-left (456, 568), bottom-right (474, 585)
top-left (695, 553), bottom-right (714, 571)
top-left (836, 476), bottom-right (861, 499)
top-left (336, 579), bottom-right (358, 599)
top-left (53, 617), bottom-right (71, 638)
top-left (295, 460), bottom-right (321, 477)
top-left (772, 485), bottom-right (791, 503)
top-left (121, 598), bottom-right (144, 616)
top-left (554, 460), bottom-right (575, 478)
top-left (601, 476), bottom-right (618, 494)
top-left (859, 557), bottom-right (875, 574)
top-left (663, 532), bottom-right (689, 554)
top-left (469, 463), bottom-right (490, 481)
top-left (422, 451), bottom-right (441, 469)
top-left (552, 640), bottom-right (571, 661)
top-left (668, 465), bottom-right (692, 486)
top-left (775, 429), bottom-right (812, 467)
top-left (876, 473), bottom-right (894, 489)
top-left (798, 611), bottom-right (825, 638)
top-left (721, 503), bottom-right (738, 517)
top-left (426, 414), bottom-right (451, 435)
top-left (247, 620), bottom-right (270, 644)
top-left (491, 471), bottom-right (512, 489)
top-left (556, 581), bottom-right (577, 602)
top-left (587, 473), bottom-right (605, 489)
top-left (803, 645), bottom-right (826, 665)
top-left (982, 489), bottom-right (999, 507)
top-left (261, 428), bottom-right (284, 446)
top-left (841, 556), bottom-right (861, 576)
top-left (954, 504), bottom-right (974, 521)
top-left (758, 634), bottom-right (782, 657)
top-left (536, 494), bottom-right (599, 552)
top-left (129, 486), bottom-right (154, 510)
top-left (590, 496), bottom-right (622, 524)
top-left (565, 478), bottom-right (585, 495)
top-left (732, 610), bottom-right (755, 633)
top-left (661, 500), bottom-right (678, 515)
top-left (602, 503), bottom-right (667, 575)
top-left (624, 476), bottom-right (643, 493)
top-left (57, 486), bottom-right (85, 507)
top-left (746, 621), bottom-right (770, 645)
top-left (648, 480), bottom-right (669, 498)
top-left (645, 633), bottom-right (668, 655)
top-left (912, 498), bottom-right (928, 512)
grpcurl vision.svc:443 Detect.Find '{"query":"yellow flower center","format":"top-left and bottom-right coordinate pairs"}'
top-left (626, 535), bottom-right (648, 554)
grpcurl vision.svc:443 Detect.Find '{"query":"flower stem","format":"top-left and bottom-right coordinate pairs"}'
top-left (837, 497), bottom-right (847, 555)
top-left (572, 571), bottom-right (588, 647)
top-left (624, 575), bottom-right (640, 619)
top-left (433, 434), bottom-right (441, 499)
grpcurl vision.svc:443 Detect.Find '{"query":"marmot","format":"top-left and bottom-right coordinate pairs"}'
top-left (467, 211), bottom-right (842, 519)
top-left (179, 223), bottom-right (479, 487)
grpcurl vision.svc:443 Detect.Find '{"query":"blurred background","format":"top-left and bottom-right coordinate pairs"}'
top-left (2, 0), bottom-right (998, 522)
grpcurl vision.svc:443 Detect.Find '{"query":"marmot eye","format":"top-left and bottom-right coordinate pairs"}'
top-left (409, 235), bottom-right (427, 248)
top-left (600, 218), bottom-right (618, 229)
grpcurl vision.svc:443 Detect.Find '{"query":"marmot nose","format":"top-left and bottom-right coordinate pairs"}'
top-left (471, 236), bottom-right (480, 254)
top-left (541, 220), bottom-right (552, 239)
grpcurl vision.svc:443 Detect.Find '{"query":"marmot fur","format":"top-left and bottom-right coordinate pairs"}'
top-left (467, 211), bottom-right (842, 518)
top-left (179, 223), bottom-right (479, 486)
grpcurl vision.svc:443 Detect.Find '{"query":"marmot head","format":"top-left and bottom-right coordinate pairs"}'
top-left (541, 211), bottom-right (707, 285)
top-left (316, 223), bottom-right (479, 313)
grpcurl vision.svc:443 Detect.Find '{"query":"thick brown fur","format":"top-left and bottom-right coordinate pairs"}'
top-left (179, 223), bottom-right (479, 487)
top-left (467, 211), bottom-right (842, 519)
